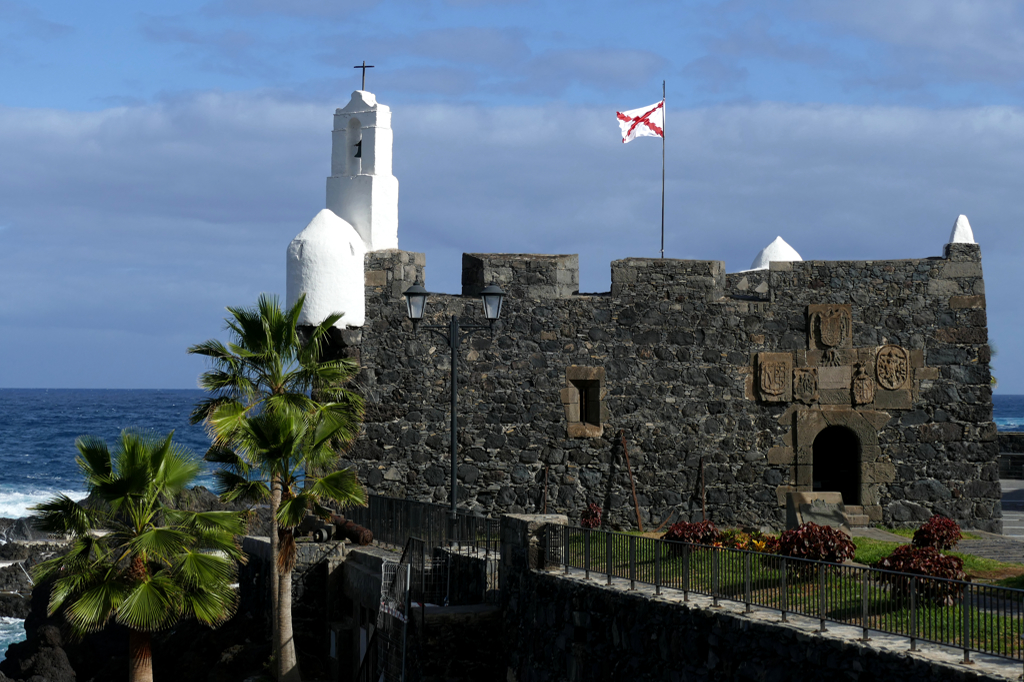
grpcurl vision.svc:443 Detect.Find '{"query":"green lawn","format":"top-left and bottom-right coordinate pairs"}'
top-left (851, 536), bottom-right (1024, 581)
top-left (884, 527), bottom-right (982, 541)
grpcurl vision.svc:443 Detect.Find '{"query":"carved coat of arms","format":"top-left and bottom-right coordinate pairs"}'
top-left (813, 306), bottom-right (851, 348)
top-left (852, 364), bottom-right (875, 405)
top-left (760, 361), bottom-right (787, 396)
top-left (793, 368), bottom-right (818, 404)
top-left (756, 353), bottom-right (792, 402)
top-left (876, 345), bottom-right (910, 390)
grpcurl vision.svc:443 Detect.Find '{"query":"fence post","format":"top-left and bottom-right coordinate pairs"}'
top-left (606, 532), bottom-right (613, 586)
top-left (563, 526), bottom-right (570, 575)
top-left (629, 535), bottom-right (637, 590)
top-left (584, 529), bottom-right (591, 581)
top-left (909, 576), bottom-right (918, 652)
top-left (860, 569), bottom-right (870, 642)
top-left (818, 563), bottom-right (827, 633)
top-left (712, 548), bottom-right (720, 607)
top-left (780, 557), bottom-right (788, 623)
top-left (655, 539), bottom-right (662, 596)
top-left (962, 582), bottom-right (972, 664)
top-left (683, 545), bottom-right (690, 603)
top-left (744, 552), bottom-right (752, 613)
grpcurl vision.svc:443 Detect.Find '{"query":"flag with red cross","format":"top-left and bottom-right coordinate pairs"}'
top-left (616, 100), bottom-right (665, 144)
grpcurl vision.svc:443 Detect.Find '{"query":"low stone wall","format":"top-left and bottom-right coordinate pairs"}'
top-left (241, 536), bottom-right (349, 680)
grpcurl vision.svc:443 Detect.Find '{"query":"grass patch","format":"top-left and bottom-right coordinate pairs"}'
top-left (852, 537), bottom-right (902, 565)
top-left (854, 537), bottom-right (1024, 582)
top-left (886, 527), bottom-right (982, 541)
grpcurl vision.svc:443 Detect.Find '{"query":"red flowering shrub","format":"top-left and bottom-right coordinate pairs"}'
top-left (872, 545), bottom-right (968, 606)
top-left (778, 522), bottom-right (855, 565)
top-left (662, 520), bottom-right (721, 547)
top-left (912, 515), bottom-right (962, 551)
top-left (580, 503), bottom-right (602, 529)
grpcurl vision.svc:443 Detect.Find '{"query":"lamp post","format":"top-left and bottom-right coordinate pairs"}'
top-left (403, 283), bottom-right (506, 527)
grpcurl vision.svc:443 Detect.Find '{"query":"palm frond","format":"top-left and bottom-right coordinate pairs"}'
top-left (129, 527), bottom-right (190, 561)
top-left (31, 494), bottom-right (95, 535)
top-left (64, 578), bottom-right (130, 634)
top-left (116, 573), bottom-right (181, 632)
top-left (310, 469), bottom-right (366, 508)
top-left (74, 436), bottom-right (113, 483)
top-left (276, 495), bottom-right (311, 529)
top-left (175, 550), bottom-right (237, 589)
top-left (180, 583), bottom-right (238, 627)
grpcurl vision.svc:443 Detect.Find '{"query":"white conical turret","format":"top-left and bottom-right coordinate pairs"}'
top-left (286, 209), bottom-right (366, 328)
top-left (748, 236), bottom-right (802, 271)
top-left (948, 214), bottom-right (976, 245)
top-left (326, 90), bottom-right (399, 251)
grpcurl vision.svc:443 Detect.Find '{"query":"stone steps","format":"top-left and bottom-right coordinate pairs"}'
top-left (842, 506), bottom-right (870, 528)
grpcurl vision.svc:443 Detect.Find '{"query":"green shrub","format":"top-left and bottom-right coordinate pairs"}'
top-left (912, 515), bottom-right (962, 551)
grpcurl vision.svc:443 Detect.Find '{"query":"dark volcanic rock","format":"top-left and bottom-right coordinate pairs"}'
top-left (0, 594), bottom-right (29, 619)
top-left (1, 625), bottom-right (75, 682)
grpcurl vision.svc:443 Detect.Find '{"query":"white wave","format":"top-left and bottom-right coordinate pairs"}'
top-left (0, 616), bottom-right (26, 663)
top-left (0, 488), bottom-right (88, 520)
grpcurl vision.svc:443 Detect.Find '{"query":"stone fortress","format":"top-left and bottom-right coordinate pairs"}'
top-left (287, 90), bottom-right (998, 532)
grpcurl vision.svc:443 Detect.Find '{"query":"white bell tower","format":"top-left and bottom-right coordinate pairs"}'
top-left (326, 90), bottom-right (399, 251)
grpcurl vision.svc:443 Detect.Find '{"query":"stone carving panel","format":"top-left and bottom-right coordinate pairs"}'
top-left (852, 364), bottom-right (875, 405)
top-left (876, 345), bottom-right (910, 390)
top-left (793, 368), bottom-right (818, 404)
top-left (807, 304), bottom-right (853, 350)
top-left (757, 353), bottom-right (792, 402)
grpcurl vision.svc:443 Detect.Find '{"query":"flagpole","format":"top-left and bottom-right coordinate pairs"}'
top-left (661, 80), bottom-right (666, 259)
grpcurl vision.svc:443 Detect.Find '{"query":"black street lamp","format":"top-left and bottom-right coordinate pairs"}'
top-left (403, 282), bottom-right (506, 524)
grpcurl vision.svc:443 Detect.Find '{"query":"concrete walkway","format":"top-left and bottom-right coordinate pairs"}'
top-left (847, 482), bottom-right (1024, 565)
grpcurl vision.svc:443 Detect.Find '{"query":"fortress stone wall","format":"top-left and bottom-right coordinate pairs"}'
top-left (332, 242), bottom-right (997, 531)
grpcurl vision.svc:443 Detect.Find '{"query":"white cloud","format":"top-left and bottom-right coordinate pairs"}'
top-left (1, 93), bottom-right (1022, 389)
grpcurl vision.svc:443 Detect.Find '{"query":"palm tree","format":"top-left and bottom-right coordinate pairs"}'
top-left (188, 294), bottom-right (364, 682)
top-left (31, 430), bottom-right (246, 682)
top-left (226, 406), bottom-right (365, 681)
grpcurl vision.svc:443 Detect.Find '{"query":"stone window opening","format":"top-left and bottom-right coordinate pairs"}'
top-left (561, 366), bottom-right (606, 438)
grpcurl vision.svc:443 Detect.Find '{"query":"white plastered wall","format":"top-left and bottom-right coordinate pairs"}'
top-left (286, 209), bottom-right (366, 328)
top-left (327, 90), bottom-right (399, 251)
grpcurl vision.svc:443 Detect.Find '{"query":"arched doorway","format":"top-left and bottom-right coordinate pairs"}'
top-left (812, 425), bottom-right (861, 504)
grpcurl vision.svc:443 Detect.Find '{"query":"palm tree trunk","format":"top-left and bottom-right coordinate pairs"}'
top-left (128, 630), bottom-right (153, 682)
top-left (270, 474), bottom-right (282, 670)
top-left (278, 567), bottom-right (300, 682)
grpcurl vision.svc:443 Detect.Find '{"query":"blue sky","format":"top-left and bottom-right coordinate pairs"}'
top-left (2, 0), bottom-right (1023, 390)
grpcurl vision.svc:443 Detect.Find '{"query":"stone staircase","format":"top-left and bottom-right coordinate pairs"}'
top-left (841, 505), bottom-right (870, 528)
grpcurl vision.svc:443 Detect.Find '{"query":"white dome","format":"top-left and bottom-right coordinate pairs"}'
top-left (948, 214), bottom-right (976, 245)
top-left (748, 236), bottom-right (802, 271)
top-left (286, 209), bottom-right (366, 328)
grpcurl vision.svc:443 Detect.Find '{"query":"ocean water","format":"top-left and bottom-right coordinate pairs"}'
top-left (0, 389), bottom-right (213, 521)
top-left (994, 394), bottom-right (1024, 432)
top-left (0, 389), bottom-right (214, 661)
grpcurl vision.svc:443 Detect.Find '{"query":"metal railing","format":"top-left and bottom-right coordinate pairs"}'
top-left (545, 525), bottom-right (1024, 665)
top-left (345, 495), bottom-right (501, 604)
top-left (346, 494), bottom-right (500, 555)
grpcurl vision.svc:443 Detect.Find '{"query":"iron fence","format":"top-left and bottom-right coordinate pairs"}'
top-left (345, 494), bottom-right (501, 604)
top-left (545, 525), bottom-right (1024, 665)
